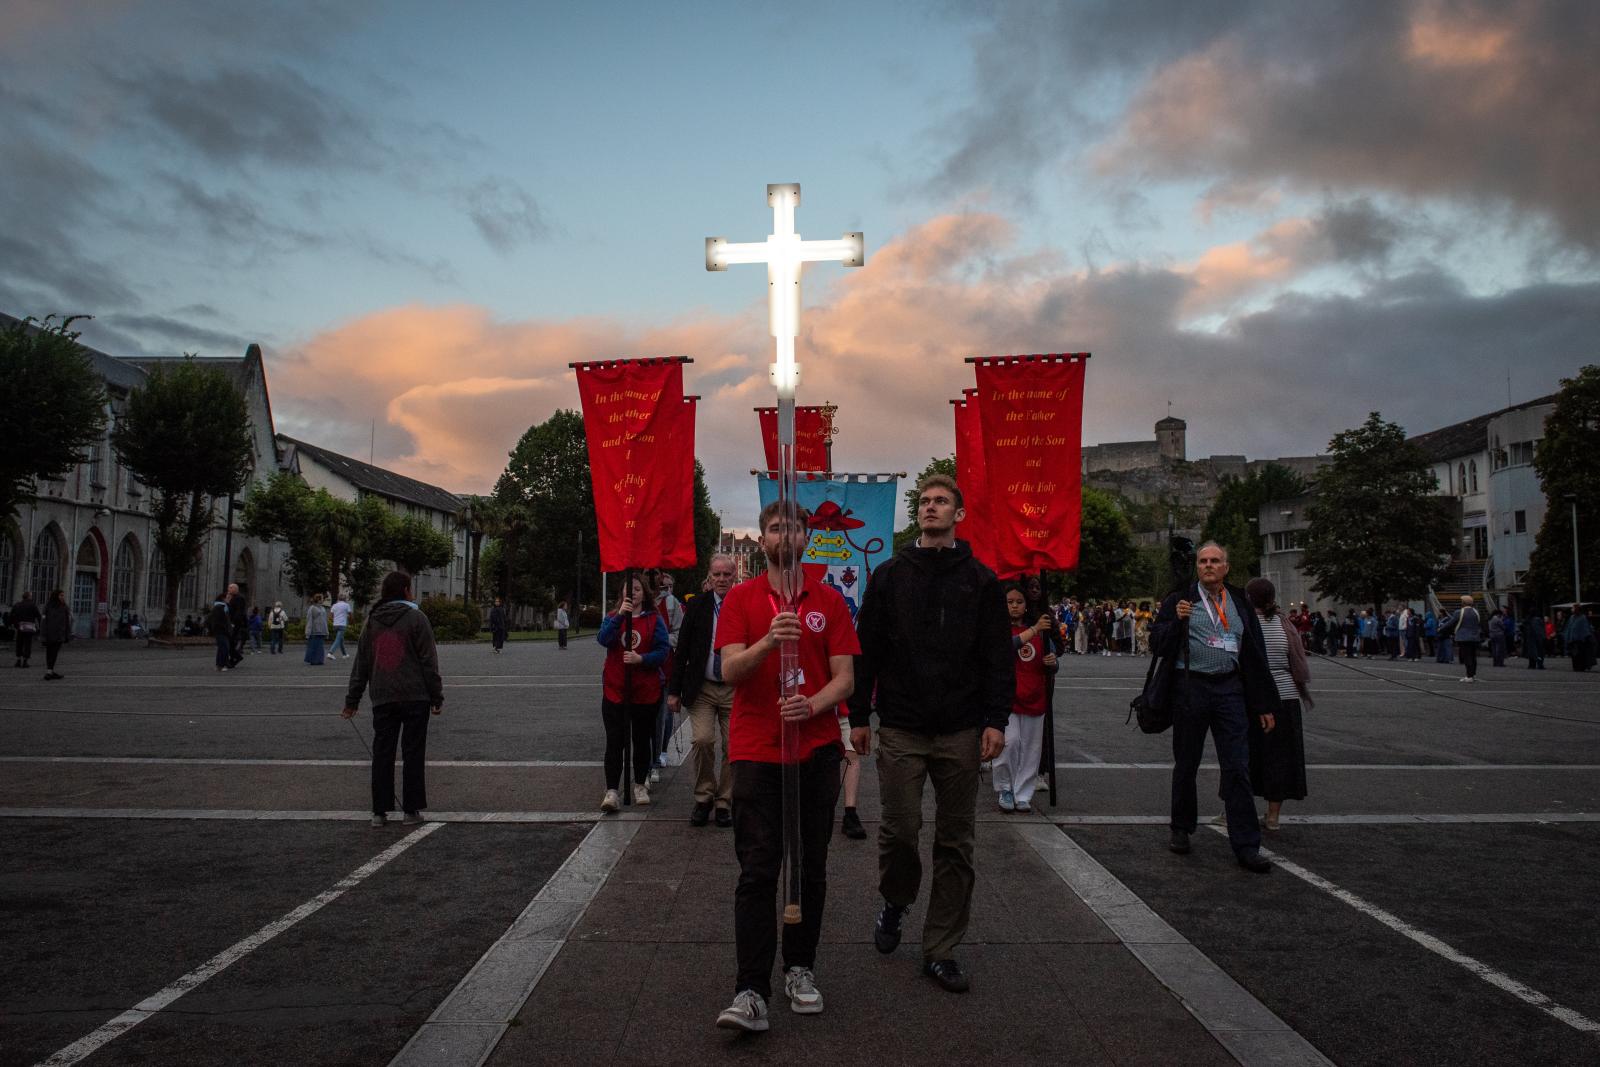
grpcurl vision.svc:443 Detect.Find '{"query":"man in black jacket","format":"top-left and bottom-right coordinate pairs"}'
top-left (848, 474), bottom-right (1012, 993)
top-left (1149, 542), bottom-right (1277, 873)
top-left (668, 553), bottom-right (738, 827)
top-left (226, 582), bottom-right (247, 668)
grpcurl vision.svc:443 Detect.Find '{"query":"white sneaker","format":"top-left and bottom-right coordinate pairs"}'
top-left (649, 767), bottom-right (661, 784)
top-left (716, 989), bottom-right (769, 1032)
top-left (600, 789), bottom-right (620, 813)
top-left (1458, 676), bottom-right (1471, 683)
top-left (633, 783), bottom-right (651, 806)
top-left (784, 966), bottom-right (823, 1014)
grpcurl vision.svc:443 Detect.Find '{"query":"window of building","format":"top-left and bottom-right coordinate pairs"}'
top-left (31, 530), bottom-right (61, 601)
top-left (179, 563), bottom-right (199, 608)
top-left (112, 538), bottom-right (138, 609)
top-left (1456, 463), bottom-right (1466, 496)
top-left (0, 534), bottom-right (14, 606)
top-left (1514, 510), bottom-right (1527, 534)
top-left (147, 551), bottom-right (167, 609)
top-left (88, 442), bottom-right (104, 487)
top-left (1270, 530), bottom-right (1303, 552)
top-left (1469, 459), bottom-right (1478, 493)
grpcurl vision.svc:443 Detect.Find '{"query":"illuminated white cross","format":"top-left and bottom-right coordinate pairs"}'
top-left (706, 183), bottom-right (863, 439)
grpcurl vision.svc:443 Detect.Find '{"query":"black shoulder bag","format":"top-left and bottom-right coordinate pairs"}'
top-left (1128, 616), bottom-right (1188, 735)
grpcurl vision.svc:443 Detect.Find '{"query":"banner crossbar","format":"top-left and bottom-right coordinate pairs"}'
top-left (964, 352), bottom-right (1091, 365)
top-left (569, 356), bottom-right (694, 370)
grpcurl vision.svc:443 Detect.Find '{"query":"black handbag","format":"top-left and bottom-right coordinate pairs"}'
top-left (1128, 618), bottom-right (1187, 734)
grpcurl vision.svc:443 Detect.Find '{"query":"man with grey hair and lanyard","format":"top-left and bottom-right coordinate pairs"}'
top-left (669, 553), bottom-right (739, 827)
top-left (1149, 541), bottom-right (1278, 873)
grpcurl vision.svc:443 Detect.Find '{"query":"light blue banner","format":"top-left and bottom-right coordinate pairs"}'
top-left (755, 474), bottom-right (899, 620)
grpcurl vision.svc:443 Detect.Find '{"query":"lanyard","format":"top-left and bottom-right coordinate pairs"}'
top-left (1200, 588), bottom-right (1229, 631)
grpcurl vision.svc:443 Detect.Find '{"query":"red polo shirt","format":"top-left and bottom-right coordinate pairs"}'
top-left (1011, 623), bottom-right (1047, 717)
top-left (717, 574), bottom-right (860, 763)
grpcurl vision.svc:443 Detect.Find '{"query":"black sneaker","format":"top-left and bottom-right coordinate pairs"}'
top-left (841, 809), bottom-right (867, 840)
top-left (923, 958), bottom-right (969, 993)
top-left (1168, 829), bottom-right (1192, 855)
top-left (874, 901), bottom-right (906, 954)
top-left (690, 802), bottom-right (711, 827)
top-left (714, 808), bottom-right (733, 829)
top-left (1236, 848), bottom-right (1272, 874)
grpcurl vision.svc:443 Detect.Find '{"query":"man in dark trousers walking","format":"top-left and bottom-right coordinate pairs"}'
top-left (341, 571), bottom-right (444, 828)
top-left (848, 473), bottom-right (1012, 994)
top-left (668, 553), bottom-right (739, 828)
top-left (1150, 541), bottom-right (1278, 873)
top-left (226, 582), bottom-right (247, 667)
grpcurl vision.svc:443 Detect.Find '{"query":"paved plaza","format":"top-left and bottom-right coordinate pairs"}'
top-left (2, 639), bottom-right (1598, 1066)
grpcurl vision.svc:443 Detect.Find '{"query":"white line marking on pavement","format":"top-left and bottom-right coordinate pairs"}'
top-left (1044, 763), bottom-right (1600, 771)
top-left (1217, 830), bottom-right (1600, 1035)
top-left (0, 756), bottom-right (604, 768)
top-left (1051, 813), bottom-right (1600, 826)
top-left (34, 822), bottom-right (444, 1067)
top-left (388, 819), bottom-right (640, 1067)
top-left (0, 807), bottom-right (630, 822)
top-left (1015, 823), bottom-right (1335, 1066)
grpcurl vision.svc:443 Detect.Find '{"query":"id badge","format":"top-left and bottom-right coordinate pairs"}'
top-left (782, 667), bottom-right (807, 691)
top-left (1205, 635), bottom-right (1227, 650)
top-left (1221, 634), bottom-right (1240, 654)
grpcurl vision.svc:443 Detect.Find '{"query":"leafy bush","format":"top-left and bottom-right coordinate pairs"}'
top-left (420, 595), bottom-right (480, 640)
top-left (578, 605), bottom-right (604, 629)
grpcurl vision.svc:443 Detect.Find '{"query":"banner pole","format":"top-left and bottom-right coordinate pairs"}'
top-left (1040, 569), bottom-right (1059, 809)
top-left (621, 567), bottom-right (634, 807)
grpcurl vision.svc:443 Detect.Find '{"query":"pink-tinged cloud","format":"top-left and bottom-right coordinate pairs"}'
top-left (267, 209), bottom-right (1599, 524)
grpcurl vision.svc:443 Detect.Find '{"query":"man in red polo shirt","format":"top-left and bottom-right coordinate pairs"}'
top-left (712, 500), bottom-right (858, 1034)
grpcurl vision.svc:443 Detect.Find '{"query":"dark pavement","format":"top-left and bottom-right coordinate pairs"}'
top-left (2, 638), bottom-right (1596, 1065)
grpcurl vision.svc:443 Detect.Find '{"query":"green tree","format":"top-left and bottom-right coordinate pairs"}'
top-left (1059, 487), bottom-right (1143, 600)
top-left (1525, 365), bottom-right (1600, 606)
top-left (1299, 412), bottom-right (1455, 617)
top-left (0, 315), bottom-right (108, 524)
top-left (112, 357), bottom-right (254, 634)
top-left (894, 455), bottom-right (957, 552)
top-left (239, 472), bottom-right (325, 596)
top-left (492, 410), bottom-right (595, 612)
top-left (389, 514), bottom-right (456, 581)
top-left (1199, 463), bottom-right (1308, 578)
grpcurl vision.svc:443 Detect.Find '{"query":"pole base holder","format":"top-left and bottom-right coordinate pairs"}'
top-left (782, 904), bottom-right (802, 925)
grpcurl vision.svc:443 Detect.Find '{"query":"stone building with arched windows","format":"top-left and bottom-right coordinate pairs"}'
top-left (1, 312), bottom-right (471, 636)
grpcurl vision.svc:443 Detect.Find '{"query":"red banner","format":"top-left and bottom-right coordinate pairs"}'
top-left (756, 406), bottom-right (832, 474)
top-left (972, 355), bottom-right (1089, 574)
top-left (952, 389), bottom-right (1000, 574)
top-left (574, 358), bottom-right (697, 571)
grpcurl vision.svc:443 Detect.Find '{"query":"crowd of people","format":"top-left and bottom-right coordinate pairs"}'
top-left (1050, 597), bottom-right (1152, 656)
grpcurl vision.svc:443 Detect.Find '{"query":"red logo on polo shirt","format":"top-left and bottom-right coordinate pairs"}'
top-left (1017, 642), bottom-right (1036, 663)
top-left (805, 611), bottom-right (826, 633)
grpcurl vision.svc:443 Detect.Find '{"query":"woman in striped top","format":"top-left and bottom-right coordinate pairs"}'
top-left (1244, 578), bottom-right (1311, 831)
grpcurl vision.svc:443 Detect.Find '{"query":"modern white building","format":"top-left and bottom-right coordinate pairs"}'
top-left (1, 313), bottom-right (471, 635)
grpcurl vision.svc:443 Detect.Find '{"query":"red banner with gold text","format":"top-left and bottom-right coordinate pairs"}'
top-left (574, 358), bottom-right (697, 571)
top-left (972, 355), bottom-right (1089, 574)
top-left (756, 406), bottom-right (832, 474)
top-left (952, 389), bottom-right (1000, 574)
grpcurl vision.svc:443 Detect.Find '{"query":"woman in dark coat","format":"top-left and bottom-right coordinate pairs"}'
top-left (41, 589), bottom-right (71, 681)
top-left (1245, 578), bottom-right (1309, 830)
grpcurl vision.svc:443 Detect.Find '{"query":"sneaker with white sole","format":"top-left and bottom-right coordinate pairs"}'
top-left (600, 789), bottom-right (620, 813)
top-left (716, 989), bottom-right (769, 1032)
top-left (784, 967), bottom-right (823, 1014)
top-left (370, 814), bottom-right (386, 828)
top-left (997, 789), bottom-right (1015, 813)
top-left (649, 767), bottom-right (661, 784)
top-left (402, 811), bottom-right (425, 826)
top-left (633, 783), bottom-right (651, 806)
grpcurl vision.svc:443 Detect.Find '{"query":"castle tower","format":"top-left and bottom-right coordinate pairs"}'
top-left (1155, 415), bottom-right (1187, 462)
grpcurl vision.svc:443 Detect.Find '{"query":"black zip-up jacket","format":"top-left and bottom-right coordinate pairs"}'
top-left (668, 590), bottom-right (722, 707)
top-left (847, 540), bottom-right (1013, 735)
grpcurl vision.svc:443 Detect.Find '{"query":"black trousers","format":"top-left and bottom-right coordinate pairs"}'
top-left (14, 632), bottom-right (33, 661)
top-left (557, 628), bottom-right (568, 649)
top-left (1170, 672), bottom-right (1261, 854)
top-left (1459, 640), bottom-right (1479, 679)
top-left (372, 700), bottom-right (431, 814)
top-left (601, 698), bottom-right (655, 789)
top-left (44, 641), bottom-right (63, 671)
top-left (732, 745), bottom-right (842, 998)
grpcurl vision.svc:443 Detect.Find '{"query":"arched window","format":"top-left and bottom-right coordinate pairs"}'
top-left (1469, 459), bottom-right (1478, 493)
top-left (31, 528), bottom-right (61, 600)
top-left (1457, 463), bottom-right (1467, 497)
top-left (0, 534), bottom-right (14, 606)
top-left (113, 537), bottom-right (139, 610)
top-left (147, 550), bottom-right (167, 608)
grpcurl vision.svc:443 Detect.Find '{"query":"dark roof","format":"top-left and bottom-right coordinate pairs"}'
top-left (1408, 394), bottom-right (1558, 463)
top-left (278, 435), bottom-right (464, 515)
top-left (125, 355), bottom-right (253, 391)
top-left (1155, 416), bottom-right (1187, 429)
top-left (0, 311), bottom-right (147, 392)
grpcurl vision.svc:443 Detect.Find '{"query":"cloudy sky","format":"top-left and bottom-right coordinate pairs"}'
top-left (4, 0), bottom-right (1598, 521)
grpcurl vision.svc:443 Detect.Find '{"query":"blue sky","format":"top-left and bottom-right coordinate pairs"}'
top-left (4, 0), bottom-right (1597, 517)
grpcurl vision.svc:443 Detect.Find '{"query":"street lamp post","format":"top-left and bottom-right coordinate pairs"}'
top-left (1567, 494), bottom-right (1581, 604)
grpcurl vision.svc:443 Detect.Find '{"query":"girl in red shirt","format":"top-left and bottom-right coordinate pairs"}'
top-left (994, 584), bottom-right (1057, 813)
top-left (597, 575), bottom-right (670, 812)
